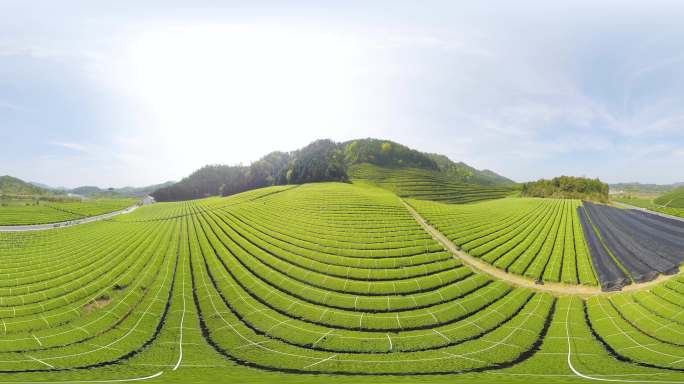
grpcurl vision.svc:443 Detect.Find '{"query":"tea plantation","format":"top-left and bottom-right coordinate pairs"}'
top-left (1, 183), bottom-right (683, 383)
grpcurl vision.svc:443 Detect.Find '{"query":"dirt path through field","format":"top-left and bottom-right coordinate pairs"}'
top-left (402, 200), bottom-right (678, 297)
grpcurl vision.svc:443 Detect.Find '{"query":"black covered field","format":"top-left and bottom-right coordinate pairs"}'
top-left (579, 202), bottom-right (684, 290)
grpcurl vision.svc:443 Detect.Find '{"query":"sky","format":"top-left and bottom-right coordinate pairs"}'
top-left (1, 0), bottom-right (684, 188)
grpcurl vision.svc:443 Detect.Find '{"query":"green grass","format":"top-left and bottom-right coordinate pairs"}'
top-left (0, 183), bottom-right (683, 382)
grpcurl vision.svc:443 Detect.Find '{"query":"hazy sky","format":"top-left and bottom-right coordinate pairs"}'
top-left (2, 0), bottom-right (684, 188)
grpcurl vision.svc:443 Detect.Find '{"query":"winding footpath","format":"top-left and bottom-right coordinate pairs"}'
top-left (402, 200), bottom-right (678, 297)
top-left (0, 204), bottom-right (140, 232)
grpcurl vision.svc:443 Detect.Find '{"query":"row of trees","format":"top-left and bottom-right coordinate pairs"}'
top-left (521, 176), bottom-right (609, 202)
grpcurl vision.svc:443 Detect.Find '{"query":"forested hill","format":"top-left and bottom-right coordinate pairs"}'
top-left (152, 140), bottom-right (346, 202)
top-left (522, 176), bottom-right (609, 202)
top-left (152, 138), bottom-right (514, 202)
top-left (340, 140), bottom-right (515, 186)
top-left (0, 175), bottom-right (52, 196)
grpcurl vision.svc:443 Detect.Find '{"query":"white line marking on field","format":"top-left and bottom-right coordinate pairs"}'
top-left (172, 277), bottom-right (186, 370)
top-left (267, 319), bottom-right (290, 332)
top-left (303, 354), bottom-right (338, 369)
top-left (319, 308), bottom-right (329, 321)
top-left (173, 222), bottom-right (188, 372)
top-left (86, 342), bottom-right (121, 352)
top-left (433, 329), bottom-right (451, 342)
top-left (312, 329), bottom-right (334, 347)
top-left (236, 340), bottom-right (272, 349)
top-left (25, 354), bottom-right (54, 368)
top-left (441, 351), bottom-right (485, 363)
top-left (565, 298), bottom-right (684, 383)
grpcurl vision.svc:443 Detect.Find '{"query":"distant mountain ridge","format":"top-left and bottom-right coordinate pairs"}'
top-left (66, 182), bottom-right (176, 198)
top-left (609, 182), bottom-right (684, 194)
top-left (20, 178), bottom-right (175, 198)
top-left (152, 138), bottom-right (515, 202)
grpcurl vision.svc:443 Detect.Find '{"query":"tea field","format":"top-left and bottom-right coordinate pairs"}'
top-left (1, 183), bottom-right (683, 383)
top-left (0, 198), bottom-right (138, 225)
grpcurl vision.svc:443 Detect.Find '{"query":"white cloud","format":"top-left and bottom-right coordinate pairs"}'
top-left (51, 141), bottom-right (88, 152)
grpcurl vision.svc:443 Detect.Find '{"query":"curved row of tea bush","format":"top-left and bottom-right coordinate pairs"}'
top-left (349, 164), bottom-right (512, 204)
top-left (187, 183), bottom-right (555, 373)
top-left (409, 197), bottom-right (598, 286)
top-left (0, 217), bottom-right (180, 370)
top-left (3, 182), bottom-right (683, 380)
top-left (587, 275), bottom-right (684, 370)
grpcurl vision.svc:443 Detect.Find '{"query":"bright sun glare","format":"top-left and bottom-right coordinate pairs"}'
top-left (122, 25), bottom-right (363, 167)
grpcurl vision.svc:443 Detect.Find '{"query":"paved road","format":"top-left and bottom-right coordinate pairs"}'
top-left (613, 201), bottom-right (684, 223)
top-left (0, 205), bottom-right (140, 232)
